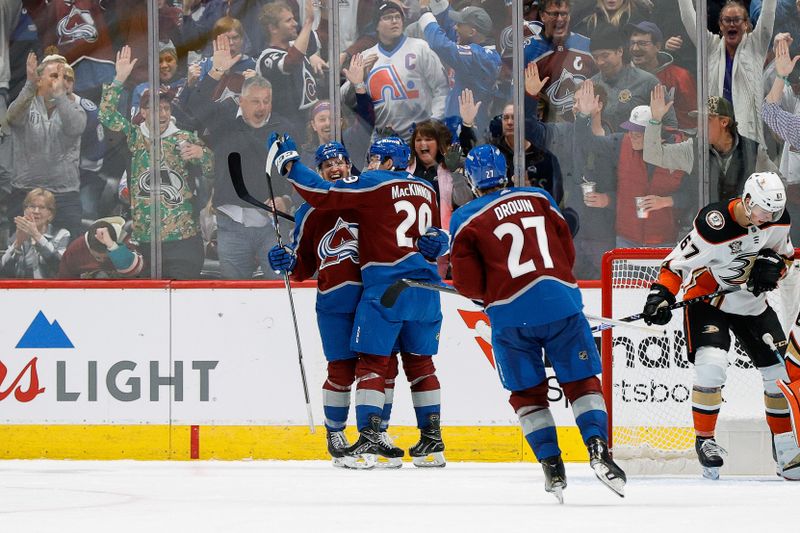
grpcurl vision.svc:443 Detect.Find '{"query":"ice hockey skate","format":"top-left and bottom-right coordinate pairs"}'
top-left (345, 415), bottom-right (404, 468)
top-left (695, 437), bottom-right (727, 480)
top-left (541, 455), bottom-right (567, 504)
top-left (375, 432), bottom-right (404, 469)
top-left (587, 437), bottom-right (626, 497)
top-left (327, 431), bottom-right (354, 468)
top-left (774, 432), bottom-right (800, 480)
top-left (409, 414), bottom-right (446, 467)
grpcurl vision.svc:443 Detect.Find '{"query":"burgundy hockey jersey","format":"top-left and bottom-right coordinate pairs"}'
top-left (291, 203), bottom-right (362, 314)
top-left (450, 187), bottom-right (583, 328)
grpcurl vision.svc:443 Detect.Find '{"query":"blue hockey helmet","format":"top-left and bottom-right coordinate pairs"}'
top-left (314, 141), bottom-right (350, 169)
top-left (368, 136), bottom-right (411, 170)
top-left (465, 144), bottom-right (508, 191)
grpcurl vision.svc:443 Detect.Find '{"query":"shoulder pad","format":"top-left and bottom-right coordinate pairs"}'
top-left (694, 201), bottom-right (746, 244)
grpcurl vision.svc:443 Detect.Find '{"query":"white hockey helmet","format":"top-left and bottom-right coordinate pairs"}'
top-left (742, 172), bottom-right (786, 222)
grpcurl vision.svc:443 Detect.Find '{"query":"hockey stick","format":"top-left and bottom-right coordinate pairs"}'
top-left (584, 313), bottom-right (667, 335)
top-left (611, 286), bottom-right (739, 325)
top-left (380, 278), bottom-right (460, 308)
top-left (228, 151), bottom-right (315, 434)
top-left (227, 152), bottom-right (295, 222)
top-left (381, 279), bottom-right (664, 334)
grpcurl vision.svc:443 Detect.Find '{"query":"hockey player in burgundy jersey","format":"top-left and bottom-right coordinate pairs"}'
top-left (642, 172), bottom-right (800, 480)
top-left (268, 134), bottom-right (448, 467)
top-left (449, 144), bottom-right (625, 501)
top-left (268, 142), bottom-right (401, 469)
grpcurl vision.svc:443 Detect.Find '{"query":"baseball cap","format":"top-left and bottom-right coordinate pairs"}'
top-left (449, 6), bottom-right (493, 36)
top-left (620, 105), bottom-right (652, 132)
top-left (688, 95), bottom-right (735, 119)
top-left (627, 21), bottom-right (664, 44)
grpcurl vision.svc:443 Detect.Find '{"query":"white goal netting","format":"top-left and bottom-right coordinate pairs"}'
top-left (601, 248), bottom-right (788, 475)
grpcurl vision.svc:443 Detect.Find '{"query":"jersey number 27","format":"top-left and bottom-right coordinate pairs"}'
top-left (494, 216), bottom-right (554, 278)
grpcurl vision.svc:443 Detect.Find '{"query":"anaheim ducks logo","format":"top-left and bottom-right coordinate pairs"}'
top-left (719, 253), bottom-right (758, 286)
top-left (318, 218), bottom-right (359, 270)
top-left (57, 3), bottom-right (99, 46)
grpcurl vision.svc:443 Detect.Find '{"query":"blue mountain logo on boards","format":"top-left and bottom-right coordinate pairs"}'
top-left (16, 311), bottom-right (74, 349)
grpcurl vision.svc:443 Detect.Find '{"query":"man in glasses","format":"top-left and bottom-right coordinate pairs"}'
top-left (343, 1), bottom-right (448, 141)
top-left (628, 21), bottom-right (696, 130)
top-left (678, 0), bottom-right (776, 143)
top-left (520, 0), bottom-right (597, 123)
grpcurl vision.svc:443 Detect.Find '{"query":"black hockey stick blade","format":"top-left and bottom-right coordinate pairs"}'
top-left (381, 280), bottom-right (411, 308)
top-left (380, 278), bottom-right (460, 308)
top-left (228, 152), bottom-right (295, 222)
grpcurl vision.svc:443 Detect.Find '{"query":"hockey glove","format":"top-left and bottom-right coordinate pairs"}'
top-left (266, 132), bottom-right (300, 177)
top-left (417, 227), bottom-right (450, 260)
top-left (747, 249), bottom-right (786, 297)
top-left (642, 283), bottom-right (676, 326)
top-left (268, 244), bottom-right (297, 273)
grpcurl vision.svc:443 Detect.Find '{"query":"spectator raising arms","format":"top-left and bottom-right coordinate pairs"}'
top-left (342, 1), bottom-right (448, 141)
top-left (187, 35), bottom-right (296, 280)
top-left (99, 46), bottom-right (213, 280)
top-left (678, 0), bottom-right (776, 143)
top-left (5, 53), bottom-right (86, 242)
top-left (418, 0), bottom-right (501, 135)
top-left (257, 0), bottom-right (322, 122)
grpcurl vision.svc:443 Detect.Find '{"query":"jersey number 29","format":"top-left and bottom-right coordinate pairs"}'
top-left (494, 216), bottom-right (554, 278)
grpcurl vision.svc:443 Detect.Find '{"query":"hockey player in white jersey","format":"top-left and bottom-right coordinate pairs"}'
top-left (641, 172), bottom-right (800, 480)
top-left (341, 1), bottom-right (448, 141)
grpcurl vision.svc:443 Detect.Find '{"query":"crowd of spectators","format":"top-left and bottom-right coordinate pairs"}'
top-left (0, 0), bottom-right (798, 281)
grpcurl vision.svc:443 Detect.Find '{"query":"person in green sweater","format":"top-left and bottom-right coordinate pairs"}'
top-left (99, 45), bottom-right (213, 279)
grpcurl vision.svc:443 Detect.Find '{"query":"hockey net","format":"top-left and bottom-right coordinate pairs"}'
top-left (600, 248), bottom-right (786, 475)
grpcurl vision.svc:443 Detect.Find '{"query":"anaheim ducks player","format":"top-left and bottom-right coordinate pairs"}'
top-left (641, 172), bottom-right (800, 480)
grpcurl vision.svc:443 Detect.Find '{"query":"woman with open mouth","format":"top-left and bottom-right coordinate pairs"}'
top-left (677, 0), bottom-right (777, 145)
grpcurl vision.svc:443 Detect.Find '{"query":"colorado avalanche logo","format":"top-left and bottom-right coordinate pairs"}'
top-left (318, 218), bottom-right (359, 270)
top-left (299, 62), bottom-right (318, 110)
top-left (137, 166), bottom-right (186, 206)
top-left (57, 4), bottom-right (99, 45)
top-left (545, 69), bottom-right (587, 113)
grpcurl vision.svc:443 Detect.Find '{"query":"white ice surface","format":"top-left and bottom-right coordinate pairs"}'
top-left (0, 460), bottom-right (797, 532)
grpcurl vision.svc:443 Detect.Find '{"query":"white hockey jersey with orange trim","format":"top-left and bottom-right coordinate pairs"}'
top-left (656, 199), bottom-right (793, 316)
